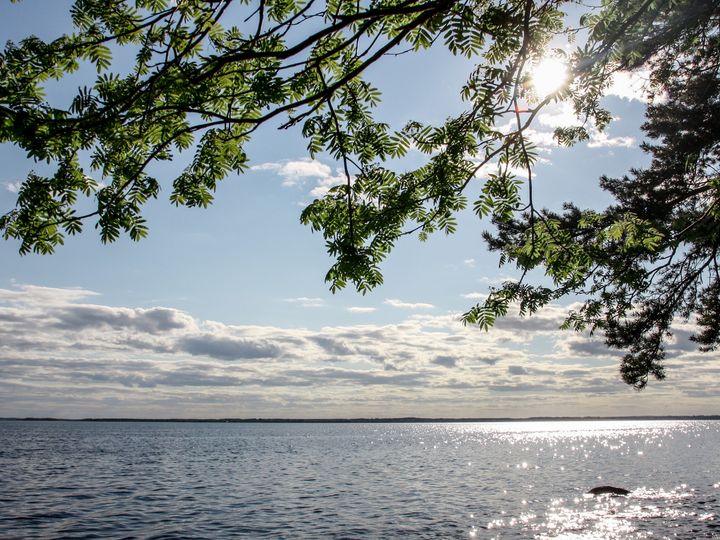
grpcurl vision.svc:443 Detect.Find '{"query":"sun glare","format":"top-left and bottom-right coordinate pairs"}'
top-left (530, 57), bottom-right (568, 98)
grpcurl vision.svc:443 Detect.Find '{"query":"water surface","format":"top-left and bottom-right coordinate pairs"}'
top-left (1, 420), bottom-right (718, 538)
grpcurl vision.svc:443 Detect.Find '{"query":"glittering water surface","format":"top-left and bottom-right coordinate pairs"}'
top-left (1, 420), bottom-right (718, 538)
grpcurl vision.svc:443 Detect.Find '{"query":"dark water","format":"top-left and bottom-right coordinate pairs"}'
top-left (0, 420), bottom-right (718, 538)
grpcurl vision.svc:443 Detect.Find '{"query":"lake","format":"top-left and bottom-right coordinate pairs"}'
top-left (1, 420), bottom-right (718, 538)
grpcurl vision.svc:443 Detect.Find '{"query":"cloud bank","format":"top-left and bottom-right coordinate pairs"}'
top-left (0, 284), bottom-right (716, 419)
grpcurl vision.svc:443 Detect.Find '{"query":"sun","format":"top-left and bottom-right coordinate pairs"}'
top-left (529, 57), bottom-right (568, 98)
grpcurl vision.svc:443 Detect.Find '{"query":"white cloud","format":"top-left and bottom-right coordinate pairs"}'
top-left (525, 129), bottom-right (558, 149)
top-left (309, 171), bottom-right (345, 197)
top-left (284, 297), bottom-right (326, 308)
top-left (490, 112), bottom-right (563, 154)
top-left (607, 70), bottom-right (652, 102)
top-left (1, 284), bottom-right (717, 418)
top-left (4, 181), bottom-right (22, 193)
top-left (279, 159), bottom-right (332, 181)
top-left (526, 126), bottom-right (635, 152)
top-left (347, 307), bottom-right (376, 313)
top-left (472, 158), bottom-right (530, 180)
top-left (511, 101), bottom-right (577, 152)
top-left (538, 102), bottom-right (578, 129)
top-left (529, 100), bottom-right (637, 151)
top-left (463, 258), bottom-right (476, 268)
top-left (461, 276), bottom-right (521, 300)
top-left (0, 284), bottom-right (100, 305)
top-left (587, 132), bottom-right (636, 148)
top-left (250, 162), bottom-right (282, 172)
top-left (251, 158), bottom-right (332, 187)
top-left (479, 275), bottom-right (519, 285)
top-left (384, 298), bottom-right (435, 310)
top-left (251, 158), bottom-right (344, 196)
top-left (495, 119), bottom-right (516, 134)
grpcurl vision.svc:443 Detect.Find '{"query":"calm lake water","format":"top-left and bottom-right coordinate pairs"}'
top-left (1, 420), bottom-right (718, 538)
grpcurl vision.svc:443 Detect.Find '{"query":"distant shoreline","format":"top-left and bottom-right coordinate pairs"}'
top-left (2, 415), bottom-right (719, 423)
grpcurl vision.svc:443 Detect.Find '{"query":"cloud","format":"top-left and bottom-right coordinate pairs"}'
top-left (309, 173), bottom-right (346, 198)
top-left (526, 125), bottom-right (635, 151)
top-left (52, 305), bottom-right (193, 333)
top-left (4, 181), bottom-right (22, 193)
top-left (531, 100), bottom-right (637, 151)
top-left (666, 327), bottom-right (701, 353)
top-left (384, 298), bottom-right (434, 310)
top-left (284, 297), bottom-right (326, 308)
top-left (249, 162), bottom-right (282, 172)
top-left (508, 365), bottom-right (528, 375)
top-left (1, 284), bottom-right (718, 418)
top-left (587, 132), bottom-right (636, 148)
top-left (279, 159), bottom-right (331, 180)
top-left (432, 355), bottom-right (458, 368)
top-left (251, 157), bottom-right (344, 197)
top-left (0, 310), bottom-right (25, 323)
top-left (606, 70), bottom-right (652, 102)
top-left (251, 158), bottom-right (331, 186)
top-left (463, 258), bottom-right (476, 268)
top-left (472, 158), bottom-right (530, 180)
top-left (0, 284), bottom-right (100, 305)
top-left (525, 129), bottom-right (558, 149)
top-left (538, 102), bottom-right (578, 129)
top-left (284, 367), bottom-right (426, 387)
top-left (560, 336), bottom-right (623, 358)
top-left (511, 101), bottom-right (577, 152)
top-left (493, 315), bottom-right (562, 333)
top-left (562, 369), bottom-right (591, 378)
top-left (347, 307), bottom-right (376, 313)
top-left (489, 382), bottom-right (559, 392)
top-left (310, 336), bottom-right (354, 356)
top-left (175, 334), bottom-right (282, 361)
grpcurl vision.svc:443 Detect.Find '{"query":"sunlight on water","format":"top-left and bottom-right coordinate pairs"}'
top-left (1, 420), bottom-right (718, 538)
top-left (448, 420), bottom-right (720, 539)
top-left (529, 488), bottom-right (703, 539)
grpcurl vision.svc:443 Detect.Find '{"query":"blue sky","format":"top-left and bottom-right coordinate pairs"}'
top-left (1, 1), bottom-right (717, 418)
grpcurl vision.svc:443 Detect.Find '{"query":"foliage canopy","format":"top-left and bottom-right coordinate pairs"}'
top-left (1, 0), bottom-right (718, 388)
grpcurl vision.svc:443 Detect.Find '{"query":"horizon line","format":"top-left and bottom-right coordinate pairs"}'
top-left (3, 414), bottom-right (720, 423)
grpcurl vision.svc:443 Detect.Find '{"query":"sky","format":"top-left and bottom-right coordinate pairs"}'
top-left (1, 1), bottom-right (718, 419)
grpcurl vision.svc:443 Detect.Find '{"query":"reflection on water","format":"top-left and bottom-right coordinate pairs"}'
top-left (503, 486), bottom-right (717, 539)
top-left (474, 421), bottom-right (720, 539)
top-left (1, 420), bottom-right (718, 538)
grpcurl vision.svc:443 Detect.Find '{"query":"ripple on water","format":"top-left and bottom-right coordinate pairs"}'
top-left (0, 420), bottom-right (718, 538)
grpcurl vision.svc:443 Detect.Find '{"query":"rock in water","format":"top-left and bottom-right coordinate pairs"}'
top-left (588, 486), bottom-right (631, 496)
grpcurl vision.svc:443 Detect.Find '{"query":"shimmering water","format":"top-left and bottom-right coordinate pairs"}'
top-left (1, 420), bottom-right (718, 538)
